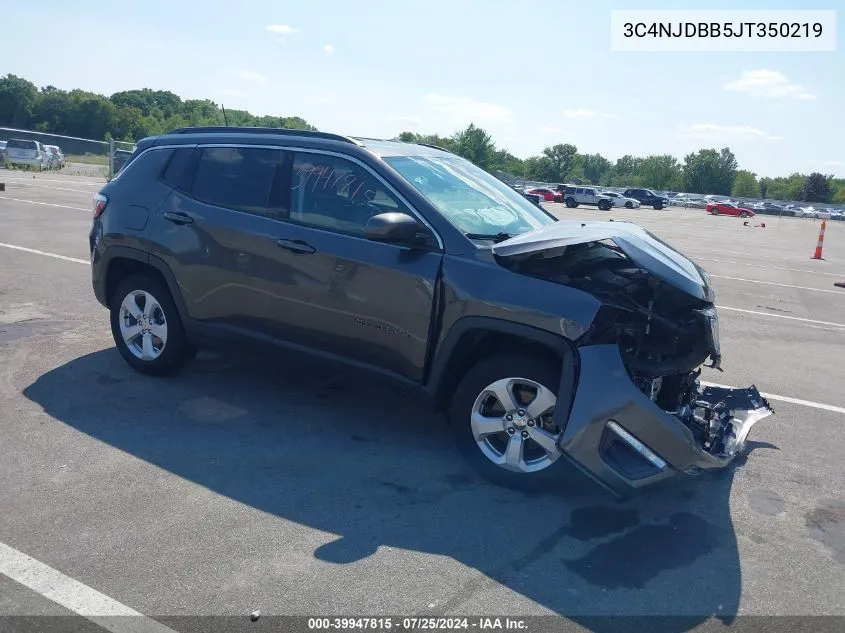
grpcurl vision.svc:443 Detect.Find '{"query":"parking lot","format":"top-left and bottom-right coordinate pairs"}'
top-left (1, 170), bottom-right (844, 629)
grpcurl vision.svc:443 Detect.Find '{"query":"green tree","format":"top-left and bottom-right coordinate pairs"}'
top-left (682, 147), bottom-right (737, 194)
top-left (759, 177), bottom-right (771, 198)
top-left (580, 153), bottom-right (612, 185)
top-left (731, 170), bottom-right (761, 198)
top-left (799, 172), bottom-right (832, 203)
top-left (535, 143), bottom-right (578, 183)
top-left (0, 74), bottom-right (39, 127)
top-left (639, 154), bottom-right (682, 190)
top-left (451, 123), bottom-right (496, 169)
top-left (766, 173), bottom-right (806, 201)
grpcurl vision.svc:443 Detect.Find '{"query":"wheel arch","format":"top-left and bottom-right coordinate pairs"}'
top-left (102, 248), bottom-right (190, 325)
top-left (427, 317), bottom-right (579, 425)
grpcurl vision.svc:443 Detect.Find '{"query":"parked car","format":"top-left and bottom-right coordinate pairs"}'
top-left (706, 201), bottom-right (754, 217)
top-left (601, 191), bottom-right (641, 209)
top-left (0, 140), bottom-right (7, 165)
top-left (44, 145), bottom-right (66, 169)
top-left (562, 185), bottom-right (613, 210)
top-left (622, 188), bottom-right (670, 210)
top-left (4, 138), bottom-right (46, 170)
top-left (752, 201), bottom-right (783, 213)
top-left (527, 187), bottom-right (558, 202)
top-left (89, 126), bottom-right (773, 495)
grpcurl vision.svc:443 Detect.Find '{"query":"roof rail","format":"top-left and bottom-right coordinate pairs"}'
top-left (165, 126), bottom-right (360, 145)
top-left (415, 142), bottom-right (451, 152)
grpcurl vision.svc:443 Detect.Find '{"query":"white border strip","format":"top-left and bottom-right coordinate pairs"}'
top-left (0, 541), bottom-right (178, 632)
top-left (0, 242), bottom-right (88, 264)
top-left (0, 195), bottom-right (87, 211)
top-left (710, 274), bottom-right (845, 295)
top-left (701, 381), bottom-right (845, 415)
top-left (717, 305), bottom-right (845, 329)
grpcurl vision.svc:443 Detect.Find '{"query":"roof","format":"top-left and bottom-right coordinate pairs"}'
top-left (152, 127), bottom-right (454, 159)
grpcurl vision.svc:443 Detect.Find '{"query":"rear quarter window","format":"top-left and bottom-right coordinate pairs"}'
top-left (7, 139), bottom-right (38, 150)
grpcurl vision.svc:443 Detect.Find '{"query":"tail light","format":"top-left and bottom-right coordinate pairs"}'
top-left (93, 193), bottom-right (108, 218)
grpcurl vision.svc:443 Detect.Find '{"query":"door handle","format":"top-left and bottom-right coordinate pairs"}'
top-left (162, 212), bottom-right (194, 225)
top-left (275, 238), bottom-right (316, 254)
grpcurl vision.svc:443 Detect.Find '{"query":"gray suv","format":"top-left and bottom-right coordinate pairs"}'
top-left (89, 127), bottom-right (773, 495)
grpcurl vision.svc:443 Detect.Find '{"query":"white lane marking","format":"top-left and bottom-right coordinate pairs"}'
top-left (701, 381), bottom-right (845, 415)
top-left (695, 257), bottom-right (845, 278)
top-left (682, 248), bottom-right (843, 266)
top-left (717, 305), bottom-right (845, 329)
top-left (0, 176), bottom-right (104, 186)
top-left (0, 540), bottom-right (178, 632)
top-left (0, 195), bottom-right (87, 211)
top-left (0, 242), bottom-right (88, 264)
top-left (710, 274), bottom-right (845, 295)
top-left (2, 181), bottom-right (94, 194)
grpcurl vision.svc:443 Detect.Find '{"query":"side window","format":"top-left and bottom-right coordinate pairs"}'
top-left (161, 147), bottom-right (194, 188)
top-left (585, 188), bottom-right (595, 196)
top-left (289, 153), bottom-right (404, 236)
top-left (575, 188), bottom-right (584, 195)
top-left (189, 146), bottom-right (283, 217)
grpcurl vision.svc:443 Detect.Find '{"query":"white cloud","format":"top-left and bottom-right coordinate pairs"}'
top-left (324, 44), bottom-right (334, 54)
top-left (220, 89), bottom-right (248, 99)
top-left (266, 24), bottom-right (301, 42)
top-left (724, 69), bottom-right (816, 100)
top-left (237, 70), bottom-right (268, 82)
top-left (387, 116), bottom-right (422, 126)
top-left (539, 126), bottom-right (566, 133)
top-left (678, 123), bottom-right (784, 141)
top-left (562, 108), bottom-right (619, 119)
top-left (425, 93), bottom-right (513, 124)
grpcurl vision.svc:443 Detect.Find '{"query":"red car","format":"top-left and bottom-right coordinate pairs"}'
top-left (527, 187), bottom-right (559, 202)
top-left (706, 201), bottom-right (755, 218)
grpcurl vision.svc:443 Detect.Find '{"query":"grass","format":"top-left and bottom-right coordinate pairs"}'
top-left (65, 154), bottom-right (109, 166)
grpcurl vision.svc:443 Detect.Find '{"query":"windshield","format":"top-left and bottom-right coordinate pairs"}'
top-left (384, 154), bottom-right (555, 237)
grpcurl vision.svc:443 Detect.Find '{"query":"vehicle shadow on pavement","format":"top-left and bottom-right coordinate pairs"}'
top-left (23, 347), bottom-right (746, 630)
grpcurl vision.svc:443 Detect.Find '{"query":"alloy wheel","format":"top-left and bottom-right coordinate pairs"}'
top-left (470, 377), bottom-right (561, 473)
top-left (118, 290), bottom-right (168, 361)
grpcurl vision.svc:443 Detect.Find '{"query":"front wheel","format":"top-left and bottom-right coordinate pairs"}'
top-left (110, 274), bottom-right (196, 376)
top-left (448, 353), bottom-right (573, 490)
top-left (565, 198), bottom-right (576, 208)
top-left (598, 200), bottom-right (611, 210)
top-left (625, 201), bottom-right (633, 209)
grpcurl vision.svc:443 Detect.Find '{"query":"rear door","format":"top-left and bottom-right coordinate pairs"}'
top-left (150, 145), bottom-right (297, 340)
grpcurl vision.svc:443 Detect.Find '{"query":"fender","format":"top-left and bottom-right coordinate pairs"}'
top-left (425, 316), bottom-right (579, 430)
top-left (92, 245), bottom-right (148, 307)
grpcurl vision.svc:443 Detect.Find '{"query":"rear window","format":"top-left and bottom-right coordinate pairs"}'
top-left (7, 139), bottom-right (38, 150)
top-left (189, 146), bottom-right (282, 216)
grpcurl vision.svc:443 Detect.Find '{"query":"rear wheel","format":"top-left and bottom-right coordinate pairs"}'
top-left (739, 211), bottom-right (749, 218)
top-left (448, 353), bottom-right (572, 489)
top-left (109, 274), bottom-right (196, 376)
top-left (712, 208), bottom-right (719, 215)
top-left (653, 203), bottom-right (663, 210)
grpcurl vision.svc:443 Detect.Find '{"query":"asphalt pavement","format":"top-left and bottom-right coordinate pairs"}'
top-left (0, 171), bottom-right (843, 630)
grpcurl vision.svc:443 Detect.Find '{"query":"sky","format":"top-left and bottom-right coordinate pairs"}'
top-left (3, 0), bottom-right (843, 178)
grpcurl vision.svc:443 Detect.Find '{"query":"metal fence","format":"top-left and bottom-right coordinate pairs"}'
top-left (0, 127), bottom-right (135, 178)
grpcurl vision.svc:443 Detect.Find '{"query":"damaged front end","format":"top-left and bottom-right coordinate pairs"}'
top-left (493, 220), bottom-right (774, 493)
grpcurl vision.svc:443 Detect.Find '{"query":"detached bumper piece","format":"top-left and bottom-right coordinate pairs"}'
top-left (557, 345), bottom-right (775, 495)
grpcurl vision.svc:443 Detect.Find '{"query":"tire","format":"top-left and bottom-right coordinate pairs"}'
top-left (109, 274), bottom-right (196, 376)
top-left (625, 201), bottom-right (633, 209)
top-left (598, 200), bottom-right (611, 211)
top-left (653, 203), bottom-right (663, 210)
top-left (565, 198), bottom-right (576, 208)
top-left (739, 211), bottom-right (749, 218)
top-left (447, 352), bottom-right (573, 490)
top-left (711, 208), bottom-right (719, 215)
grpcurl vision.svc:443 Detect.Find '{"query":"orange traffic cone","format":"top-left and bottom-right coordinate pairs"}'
top-left (811, 219), bottom-right (827, 260)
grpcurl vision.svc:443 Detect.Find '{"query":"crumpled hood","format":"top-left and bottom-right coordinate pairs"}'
top-left (492, 220), bottom-right (711, 301)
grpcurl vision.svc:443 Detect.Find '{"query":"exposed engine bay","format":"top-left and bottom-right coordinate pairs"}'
top-left (497, 237), bottom-right (771, 460)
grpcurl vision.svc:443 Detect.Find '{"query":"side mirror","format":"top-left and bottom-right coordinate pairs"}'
top-left (364, 212), bottom-right (427, 246)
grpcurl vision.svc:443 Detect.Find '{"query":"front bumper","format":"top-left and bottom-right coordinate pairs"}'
top-left (555, 344), bottom-right (773, 495)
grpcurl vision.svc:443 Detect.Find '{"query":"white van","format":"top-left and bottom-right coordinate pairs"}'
top-left (5, 138), bottom-right (47, 170)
